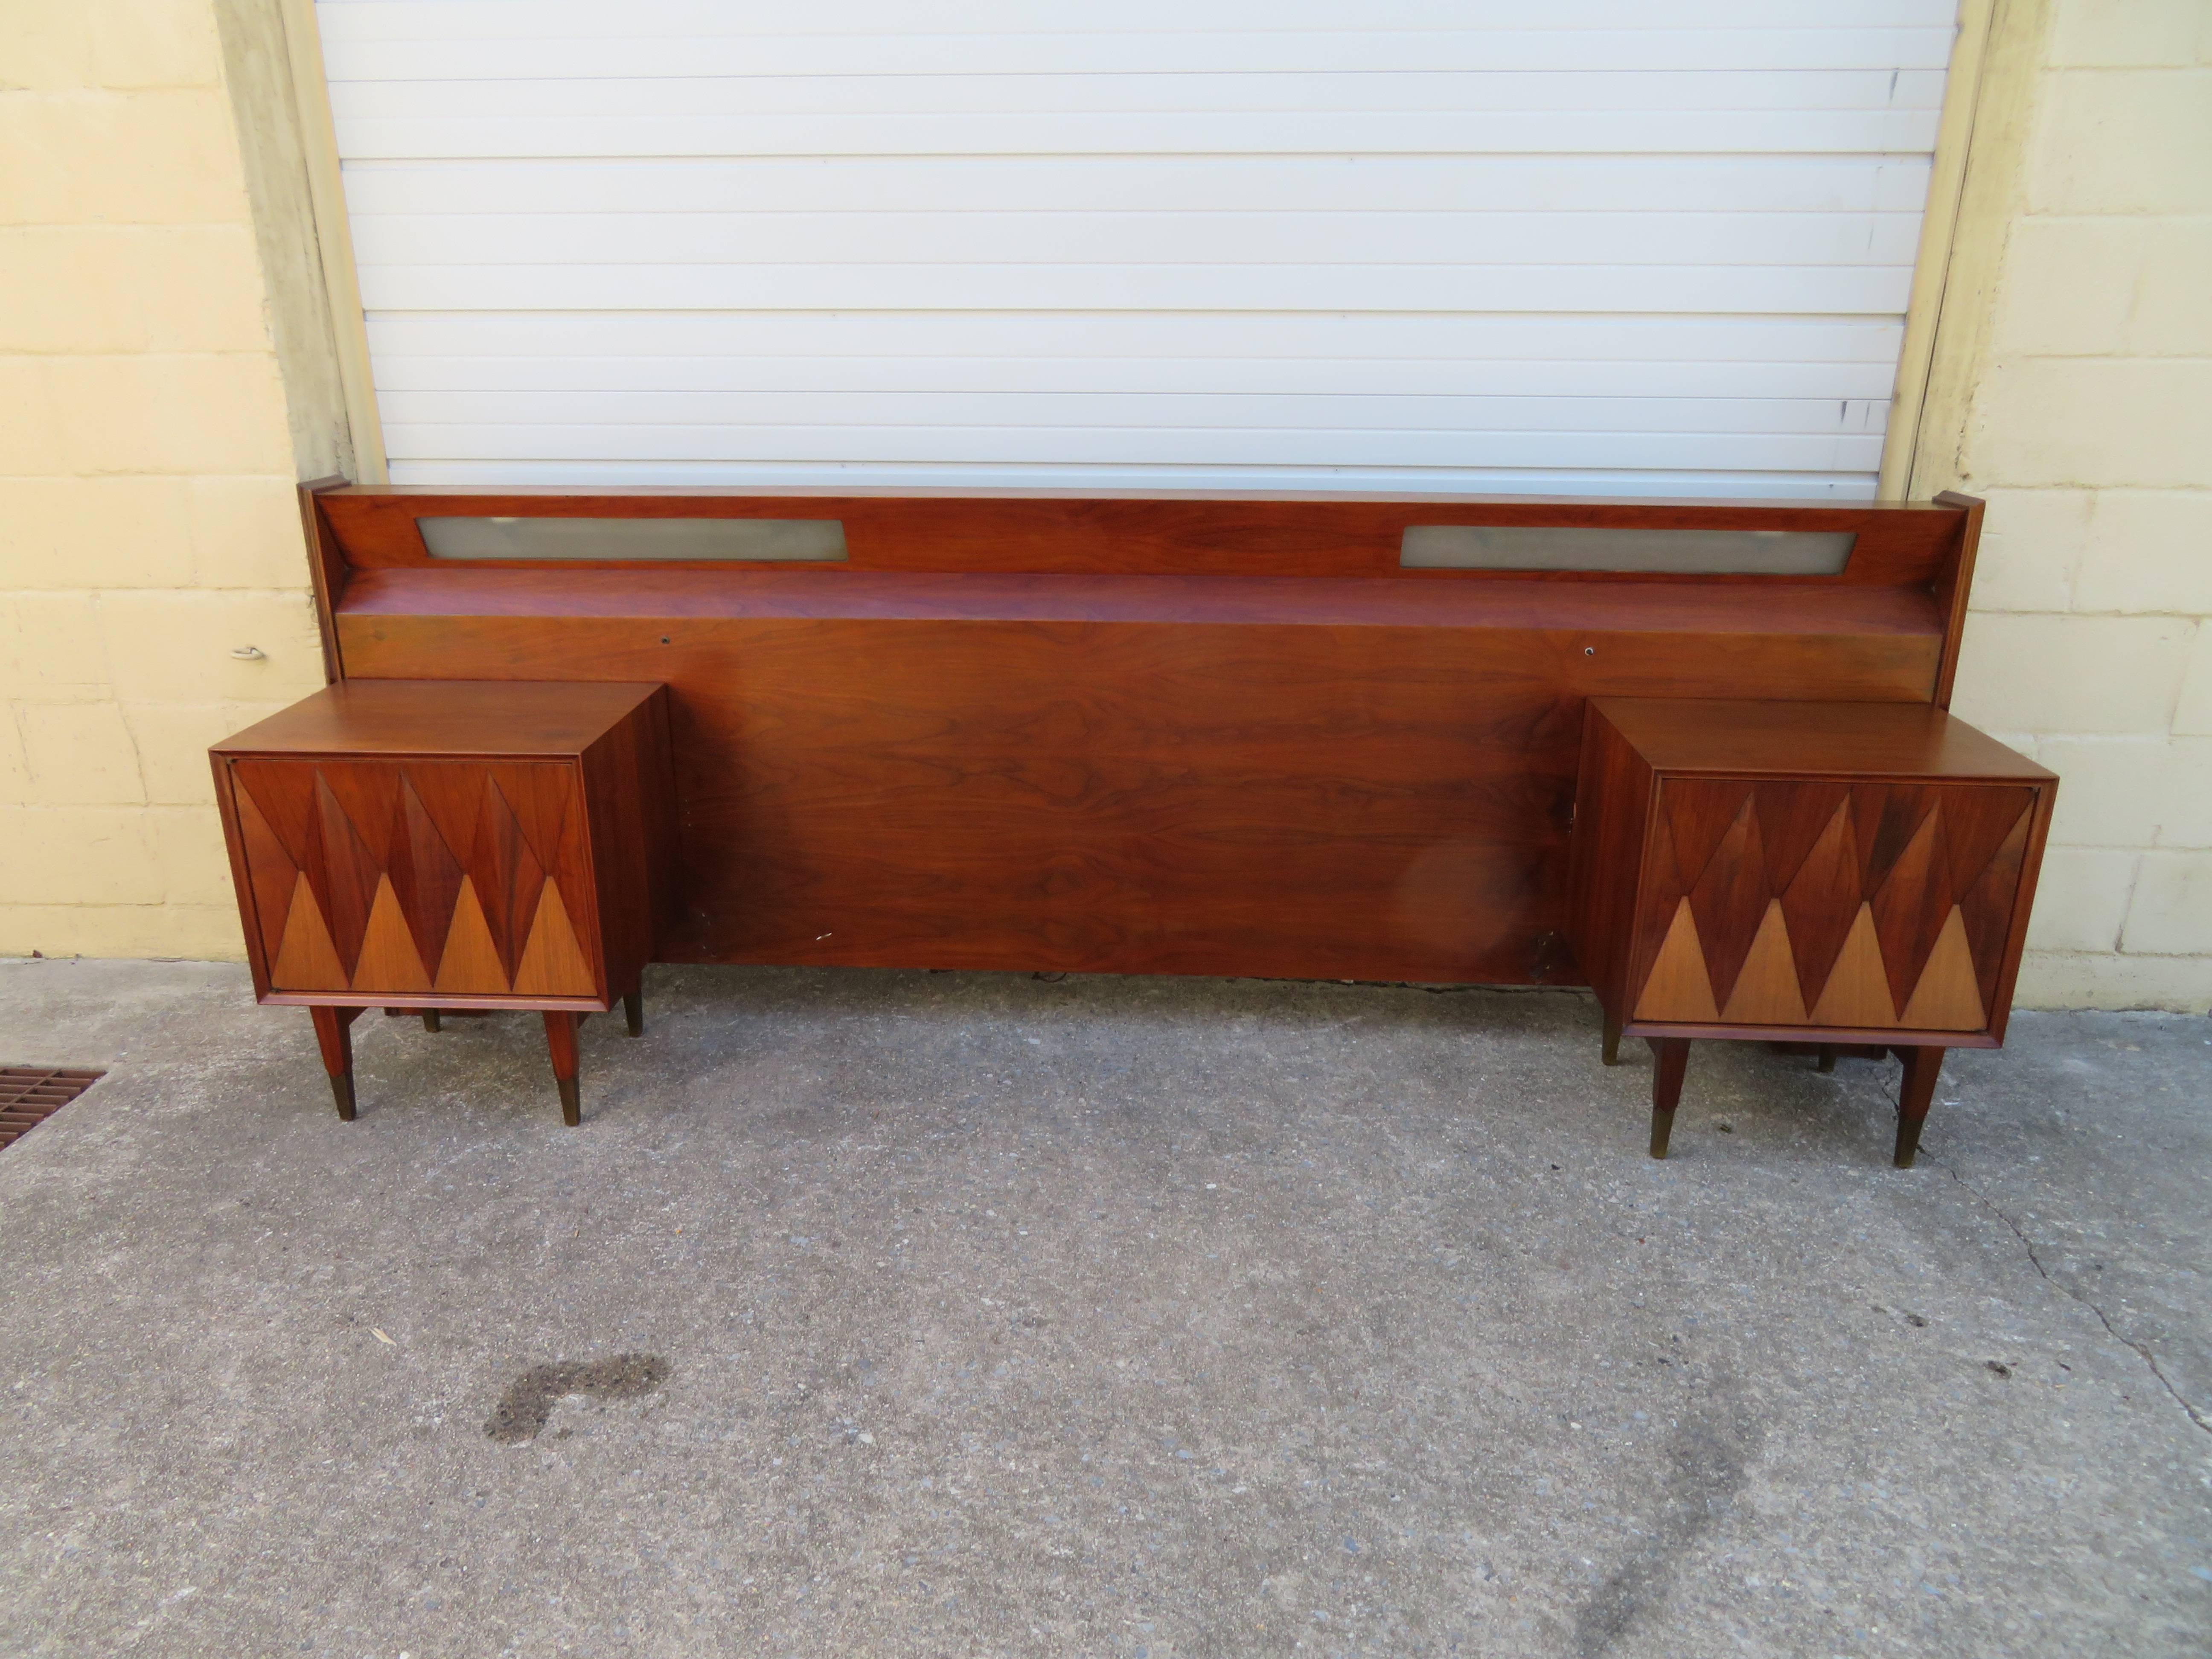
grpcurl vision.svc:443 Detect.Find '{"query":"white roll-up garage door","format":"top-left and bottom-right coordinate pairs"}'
top-left (314, 1), bottom-right (1957, 498)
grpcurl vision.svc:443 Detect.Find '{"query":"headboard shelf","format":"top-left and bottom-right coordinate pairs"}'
top-left (317, 486), bottom-right (1963, 587)
top-left (338, 565), bottom-right (1942, 638)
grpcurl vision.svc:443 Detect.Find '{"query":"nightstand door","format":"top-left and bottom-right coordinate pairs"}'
top-left (1631, 777), bottom-right (2038, 1034)
top-left (226, 758), bottom-right (602, 999)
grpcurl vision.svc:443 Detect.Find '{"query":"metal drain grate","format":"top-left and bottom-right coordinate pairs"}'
top-left (0, 1068), bottom-right (104, 1150)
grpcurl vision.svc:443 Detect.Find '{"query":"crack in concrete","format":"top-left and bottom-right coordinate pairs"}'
top-left (1935, 1157), bottom-right (2210, 1436)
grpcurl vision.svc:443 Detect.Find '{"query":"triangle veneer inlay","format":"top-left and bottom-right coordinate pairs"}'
top-left (1852, 786), bottom-right (1933, 901)
top-left (1898, 906), bottom-right (1988, 1031)
top-left (1806, 903), bottom-right (1897, 1029)
top-left (1752, 781), bottom-right (1852, 896)
top-left (434, 876), bottom-right (510, 995)
top-left (512, 881), bottom-right (597, 997)
top-left (270, 870), bottom-right (347, 991)
top-left (1666, 781), bottom-right (1755, 891)
top-left (1937, 787), bottom-right (2033, 906)
top-left (318, 763), bottom-right (402, 870)
top-left (235, 762), bottom-right (321, 872)
top-left (352, 873), bottom-right (432, 992)
top-left (233, 782), bottom-right (297, 966)
top-left (1635, 897), bottom-right (1719, 1023)
top-left (1718, 899), bottom-right (1810, 1025)
top-left (314, 773), bottom-right (384, 978)
top-left (1869, 806), bottom-right (1956, 1013)
top-left (1778, 800), bottom-right (1862, 1011)
top-left (1960, 806), bottom-right (2033, 1005)
top-left (406, 765), bottom-right (495, 880)
top-left (387, 774), bottom-right (465, 979)
top-left (1685, 797), bottom-right (1773, 1012)
top-left (468, 776), bottom-right (547, 984)
top-left (499, 766), bottom-right (576, 885)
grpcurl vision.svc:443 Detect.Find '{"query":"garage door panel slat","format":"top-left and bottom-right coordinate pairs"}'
top-left (314, 2), bottom-right (1965, 46)
top-left (367, 354), bottom-right (1907, 402)
top-left (347, 211), bottom-right (1929, 271)
top-left (355, 263), bottom-right (1916, 316)
top-left (333, 110), bottom-right (1944, 161)
top-left (338, 157), bottom-right (1938, 218)
top-left (376, 391), bottom-right (1892, 438)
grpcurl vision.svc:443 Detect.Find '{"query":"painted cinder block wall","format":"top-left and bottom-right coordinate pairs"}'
top-left (1941, 0), bottom-right (2212, 1010)
top-left (1, 0), bottom-right (2208, 1010)
top-left (0, 0), bottom-right (326, 958)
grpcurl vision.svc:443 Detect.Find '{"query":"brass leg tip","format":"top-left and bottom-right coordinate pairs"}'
top-left (558, 1076), bottom-right (582, 1127)
top-left (330, 1074), bottom-right (356, 1122)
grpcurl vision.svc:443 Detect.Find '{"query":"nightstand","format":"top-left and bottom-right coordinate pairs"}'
top-left (211, 681), bottom-right (675, 1124)
top-left (1566, 699), bottom-right (2055, 1167)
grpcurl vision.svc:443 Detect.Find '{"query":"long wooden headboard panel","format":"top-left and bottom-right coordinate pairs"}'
top-left (311, 488), bottom-right (1979, 985)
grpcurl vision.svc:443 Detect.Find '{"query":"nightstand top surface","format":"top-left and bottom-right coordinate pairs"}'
top-left (212, 679), bottom-right (663, 758)
top-left (1588, 697), bottom-right (2054, 783)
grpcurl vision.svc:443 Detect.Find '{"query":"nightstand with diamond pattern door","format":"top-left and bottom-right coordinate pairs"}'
top-left (1566, 699), bottom-right (2056, 1167)
top-left (212, 681), bottom-right (674, 1125)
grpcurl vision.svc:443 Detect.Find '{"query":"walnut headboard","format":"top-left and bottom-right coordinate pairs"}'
top-left (302, 486), bottom-right (1983, 984)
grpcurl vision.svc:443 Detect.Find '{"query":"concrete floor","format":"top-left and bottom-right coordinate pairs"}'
top-left (0, 960), bottom-right (2206, 1659)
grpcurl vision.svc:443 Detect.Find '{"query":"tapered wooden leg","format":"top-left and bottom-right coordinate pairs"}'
top-left (623, 989), bottom-right (643, 1038)
top-left (1895, 1045), bottom-right (1944, 1169)
top-left (1816, 1043), bottom-right (1837, 1074)
top-left (1647, 1037), bottom-right (1690, 1158)
top-left (422, 1010), bottom-right (441, 1033)
top-left (1601, 1008), bottom-right (1622, 1066)
top-left (544, 1011), bottom-right (582, 1126)
top-left (310, 1006), bottom-right (362, 1121)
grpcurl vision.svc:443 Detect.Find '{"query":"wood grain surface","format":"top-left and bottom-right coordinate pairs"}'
top-left (1586, 695), bottom-right (2052, 780)
top-left (340, 608), bottom-right (1942, 983)
top-left (214, 678), bottom-right (667, 757)
top-left (308, 489), bottom-right (1978, 985)
top-left (212, 680), bottom-right (675, 1010)
top-left (319, 486), bottom-right (1966, 588)
top-left (1568, 698), bottom-right (2054, 1048)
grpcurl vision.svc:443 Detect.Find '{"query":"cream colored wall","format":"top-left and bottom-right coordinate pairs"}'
top-left (1929, 0), bottom-right (2212, 1010)
top-left (3, 0), bottom-right (2209, 1010)
top-left (0, 0), bottom-right (329, 958)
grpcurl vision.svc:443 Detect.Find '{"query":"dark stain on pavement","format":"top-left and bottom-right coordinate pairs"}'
top-left (485, 1354), bottom-right (671, 1444)
top-left (1571, 1401), bottom-right (1766, 1656)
